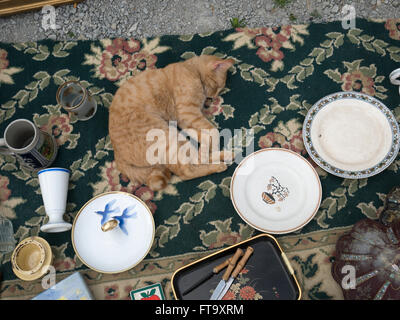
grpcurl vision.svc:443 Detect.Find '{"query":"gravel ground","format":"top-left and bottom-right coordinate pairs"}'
top-left (0, 0), bottom-right (399, 43)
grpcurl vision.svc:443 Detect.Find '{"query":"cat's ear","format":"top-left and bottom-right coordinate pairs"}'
top-left (212, 59), bottom-right (235, 72)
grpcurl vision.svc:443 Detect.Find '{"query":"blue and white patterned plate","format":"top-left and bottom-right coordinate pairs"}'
top-left (303, 91), bottom-right (399, 179)
top-left (72, 192), bottom-right (155, 274)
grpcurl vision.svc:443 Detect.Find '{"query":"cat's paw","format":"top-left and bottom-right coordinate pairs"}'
top-left (216, 162), bottom-right (228, 173)
top-left (209, 150), bottom-right (234, 165)
top-left (220, 150), bottom-right (235, 164)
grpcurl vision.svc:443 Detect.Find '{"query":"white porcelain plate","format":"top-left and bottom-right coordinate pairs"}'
top-left (303, 91), bottom-right (400, 179)
top-left (230, 148), bottom-right (322, 234)
top-left (72, 192), bottom-right (155, 273)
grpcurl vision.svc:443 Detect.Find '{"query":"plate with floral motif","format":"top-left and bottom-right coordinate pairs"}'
top-left (303, 91), bottom-right (400, 179)
top-left (72, 191), bottom-right (155, 274)
top-left (230, 148), bottom-right (322, 234)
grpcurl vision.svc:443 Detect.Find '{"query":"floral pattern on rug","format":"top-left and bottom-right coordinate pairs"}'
top-left (324, 59), bottom-right (388, 100)
top-left (1, 18), bottom-right (400, 300)
top-left (384, 19), bottom-right (400, 41)
top-left (83, 38), bottom-right (170, 86)
top-left (223, 24), bottom-right (309, 71)
top-left (0, 48), bottom-right (23, 85)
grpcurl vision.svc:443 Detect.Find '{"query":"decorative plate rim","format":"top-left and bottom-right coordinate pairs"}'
top-left (302, 91), bottom-right (400, 179)
top-left (71, 191), bottom-right (155, 274)
top-left (230, 148), bottom-right (322, 234)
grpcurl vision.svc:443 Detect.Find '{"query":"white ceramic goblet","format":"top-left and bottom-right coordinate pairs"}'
top-left (38, 168), bottom-right (72, 233)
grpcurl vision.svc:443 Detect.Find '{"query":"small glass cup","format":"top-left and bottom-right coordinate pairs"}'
top-left (56, 81), bottom-right (97, 121)
top-left (0, 217), bottom-right (16, 253)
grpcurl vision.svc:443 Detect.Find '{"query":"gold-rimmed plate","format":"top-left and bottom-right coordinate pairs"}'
top-left (72, 192), bottom-right (155, 274)
top-left (230, 148), bottom-right (322, 234)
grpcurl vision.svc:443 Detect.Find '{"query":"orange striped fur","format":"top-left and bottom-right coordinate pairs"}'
top-left (109, 55), bottom-right (235, 191)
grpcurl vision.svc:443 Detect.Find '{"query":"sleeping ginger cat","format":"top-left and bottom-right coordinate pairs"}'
top-left (109, 55), bottom-right (235, 191)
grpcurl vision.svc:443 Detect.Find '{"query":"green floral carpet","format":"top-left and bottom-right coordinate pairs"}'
top-left (0, 18), bottom-right (400, 300)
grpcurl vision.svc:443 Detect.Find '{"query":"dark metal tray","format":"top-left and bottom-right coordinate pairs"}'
top-left (171, 234), bottom-right (301, 300)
